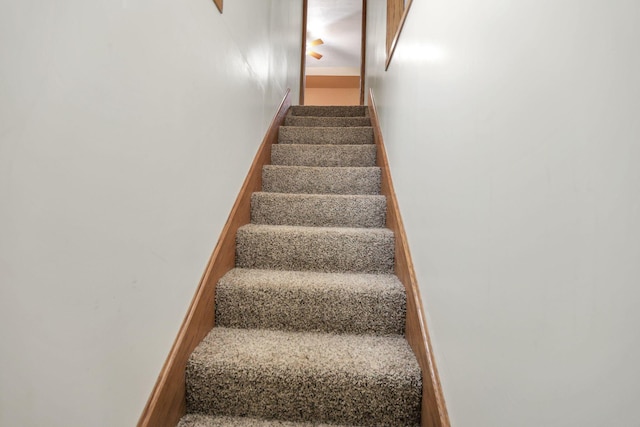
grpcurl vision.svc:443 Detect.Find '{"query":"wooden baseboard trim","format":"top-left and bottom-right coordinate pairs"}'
top-left (368, 89), bottom-right (451, 427)
top-left (137, 89), bottom-right (292, 427)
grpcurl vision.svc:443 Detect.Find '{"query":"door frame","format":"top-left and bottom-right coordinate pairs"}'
top-left (299, 0), bottom-right (367, 106)
top-left (299, 0), bottom-right (308, 105)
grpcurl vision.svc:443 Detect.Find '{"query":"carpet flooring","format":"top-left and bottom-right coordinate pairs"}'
top-left (179, 105), bottom-right (421, 426)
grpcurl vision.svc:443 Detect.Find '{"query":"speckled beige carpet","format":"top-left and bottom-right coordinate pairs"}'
top-left (178, 105), bottom-right (422, 427)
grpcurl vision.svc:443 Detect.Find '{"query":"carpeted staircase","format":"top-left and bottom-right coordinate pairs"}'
top-left (177, 105), bottom-right (422, 427)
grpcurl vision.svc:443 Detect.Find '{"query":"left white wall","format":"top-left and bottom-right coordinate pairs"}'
top-left (0, 1), bottom-right (302, 425)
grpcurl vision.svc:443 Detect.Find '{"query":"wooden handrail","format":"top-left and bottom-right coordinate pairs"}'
top-left (137, 89), bottom-right (292, 427)
top-left (385, 0), bottom-right (414, 70)
top-left (368, 89), bottom-right (451, 427)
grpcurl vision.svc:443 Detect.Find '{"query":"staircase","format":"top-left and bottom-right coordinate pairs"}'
top-left (177, 105), bottom-right (422, 427)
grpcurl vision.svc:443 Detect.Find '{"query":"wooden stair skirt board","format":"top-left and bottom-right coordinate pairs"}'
top-left (368, 89), bottom-right (450, 427)
top-left (137, 90), bottom-right (292, 427)
top-left (137, 88), bottom-right (450, 427)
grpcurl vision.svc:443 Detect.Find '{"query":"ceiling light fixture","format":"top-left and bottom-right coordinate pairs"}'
top-left (306, 38), bottom-right (324, 60)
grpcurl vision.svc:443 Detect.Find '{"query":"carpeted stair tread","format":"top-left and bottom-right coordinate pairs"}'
top-left (262, 166), bottom-right (381, 195)
top-left (251, 192), bottom-right (386, 228)
top-left (236, 224), bottom-right (394, 274)
top-left (284, 115), bottom-right (371, 127)
top-left (186, 327), bottom-right (421, 426)
top-left (177, 104), bottom-right (422, 427)
top-left (216, 268), bottom-right (405, 335)
top-left (288, 105), bottom-right (368, 117)
top-left (271, 144), bottom-right (376, 167)
top-left (278, 126), bottom-right (373, 145)
top-left (177, 414), bottom-right (355, 427)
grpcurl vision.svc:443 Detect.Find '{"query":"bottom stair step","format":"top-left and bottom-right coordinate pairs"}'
top-left (186, 327), bottom-right (422, 426)
top-left (177, 414), bottom-right (352, 427)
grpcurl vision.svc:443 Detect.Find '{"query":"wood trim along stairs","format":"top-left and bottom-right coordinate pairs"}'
top-left (137, 89), bottom-right (292, 427)
top-left (139, 88), bottom-right (449, 426)
top-left (368, 89), bottom-right (451, 427)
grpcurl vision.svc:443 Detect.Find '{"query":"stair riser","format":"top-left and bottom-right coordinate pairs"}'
top-left (262, 166), bottom-right (381, 195)
top-left (185, 367), bottom-right (421, 426)
top-left (251, 193), bottom-right (386, 228)
top-left (278, 127), bottom-right (374, 145)
top-left (236, 227), bottom-right (394, 274)
top-left (271, 144), bottom-right (376, 167)
top-left (216, 285), bottom-right (405, 335)
top-left (288, 105), bottom-right (368, 117)
top-left (284, 116), bottom-right (372, 127)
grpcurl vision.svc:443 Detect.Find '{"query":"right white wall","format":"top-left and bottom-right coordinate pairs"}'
top-left (366, 1), bottom-right (640, 426)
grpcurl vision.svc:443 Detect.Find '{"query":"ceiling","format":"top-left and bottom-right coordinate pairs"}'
top-left (306, 0), bottom-right (362, 72)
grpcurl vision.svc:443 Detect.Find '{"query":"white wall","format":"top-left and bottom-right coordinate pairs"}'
top-left (366, 1), bottom-right (640, 426)
top-left (0, 1), bottom-right (301, 425)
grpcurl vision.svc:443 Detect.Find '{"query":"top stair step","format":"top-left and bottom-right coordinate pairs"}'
top-left (289, 105), bottom-right (369, 117)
